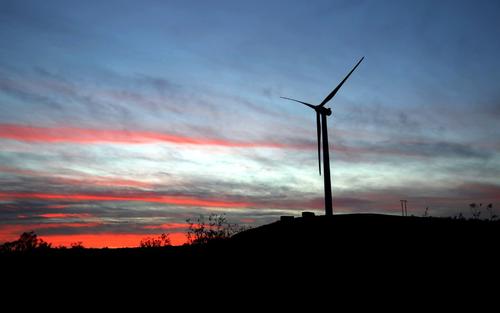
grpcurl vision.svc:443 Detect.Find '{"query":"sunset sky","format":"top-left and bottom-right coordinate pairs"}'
top-left (1, 0), bottom-right (499, 247)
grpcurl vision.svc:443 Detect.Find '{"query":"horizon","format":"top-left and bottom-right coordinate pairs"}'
top-left (1, 0), bottom-right (499, 248)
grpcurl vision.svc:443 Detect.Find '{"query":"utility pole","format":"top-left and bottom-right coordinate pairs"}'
top-left (400, 200), bottom-right (408, 217)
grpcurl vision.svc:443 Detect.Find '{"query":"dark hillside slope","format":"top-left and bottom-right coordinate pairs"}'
top-left (228, 214), bottom-right (500, 264)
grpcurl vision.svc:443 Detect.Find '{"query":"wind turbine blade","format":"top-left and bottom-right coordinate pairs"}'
top-left (319, 57), bottom-right (364, 107)
top-left (316, 112), bottom-right (321, 176)
top-left (280, 96), bottom-right (316, 109)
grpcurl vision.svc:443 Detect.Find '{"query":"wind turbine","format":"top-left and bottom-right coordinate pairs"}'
top-left (281, 57), bottom-right (364, 216)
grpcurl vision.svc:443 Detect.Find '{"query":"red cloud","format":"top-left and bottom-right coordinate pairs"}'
top-left (0, 191), bottom-right (253, 208)
top-left (0, 123), bottom-right (288, 148)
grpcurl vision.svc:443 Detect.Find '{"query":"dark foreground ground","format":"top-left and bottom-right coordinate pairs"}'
top-left (2, 214), bottom-right (499, 286)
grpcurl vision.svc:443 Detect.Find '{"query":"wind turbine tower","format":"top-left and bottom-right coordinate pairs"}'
top-left (281, 57), bottom-right (364, 216)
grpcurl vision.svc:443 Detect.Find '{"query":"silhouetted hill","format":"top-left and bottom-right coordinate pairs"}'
top-left (232, 213), bottom-right (500, 247)
top-left (229, 213), bottom-right (500, 260)
top-left (2, 214), bottom-right (499, 284)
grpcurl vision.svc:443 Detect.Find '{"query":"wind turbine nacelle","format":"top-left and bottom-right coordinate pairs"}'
top-left (318, 106), bottom-right (332, 116)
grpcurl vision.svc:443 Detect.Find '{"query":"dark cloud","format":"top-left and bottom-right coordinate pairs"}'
top-left (366, 140), bottom-right (492, 160)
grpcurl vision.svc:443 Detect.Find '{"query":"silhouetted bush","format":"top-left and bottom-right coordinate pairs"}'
top-left (70, 241), bottom-right (85, 249)
top-left (486, 203), bottom-right (497, 221)
top-left (0, 231), bottom-right (51, 253)
top-left (469, 203), bottom-right (481, 219)
top-left (468, 202), bottom-right (496, 221)
top-left (140, 233), bottom-right (171, 248)
top-left (186, 214), bottom-right (243, 245)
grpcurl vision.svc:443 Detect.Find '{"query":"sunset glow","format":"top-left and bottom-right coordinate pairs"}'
top-left (40, 232), bottom-right (188, 248)
top-left (1, 0), bottom-right (499, 248)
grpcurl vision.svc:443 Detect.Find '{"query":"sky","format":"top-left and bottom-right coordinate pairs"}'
top-left (1, 0), bottom-right (499, 247)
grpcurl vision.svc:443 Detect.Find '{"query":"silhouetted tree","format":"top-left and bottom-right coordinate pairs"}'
top-left (140, 233), bottom-right (171, 248)
top-left (186, 214), bottom-right (241, 245)
top-left (70, 241), bottom-right (85, 249)
top-left (0, 231), bottom-right (51, 253)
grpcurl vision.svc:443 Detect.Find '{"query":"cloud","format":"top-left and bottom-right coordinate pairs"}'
top-left (0, 123), bottom-right (293, 148)
top-left (332, 140), bottom-right (492, 160)
top-left (0, 166), bottom-right (153, 188)
top-left (38, 213), bottom-right (93, 219)
top-left (0, 191), bottom-right (253, 208)
top-left (141, 223), bottom-right (190, 230)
